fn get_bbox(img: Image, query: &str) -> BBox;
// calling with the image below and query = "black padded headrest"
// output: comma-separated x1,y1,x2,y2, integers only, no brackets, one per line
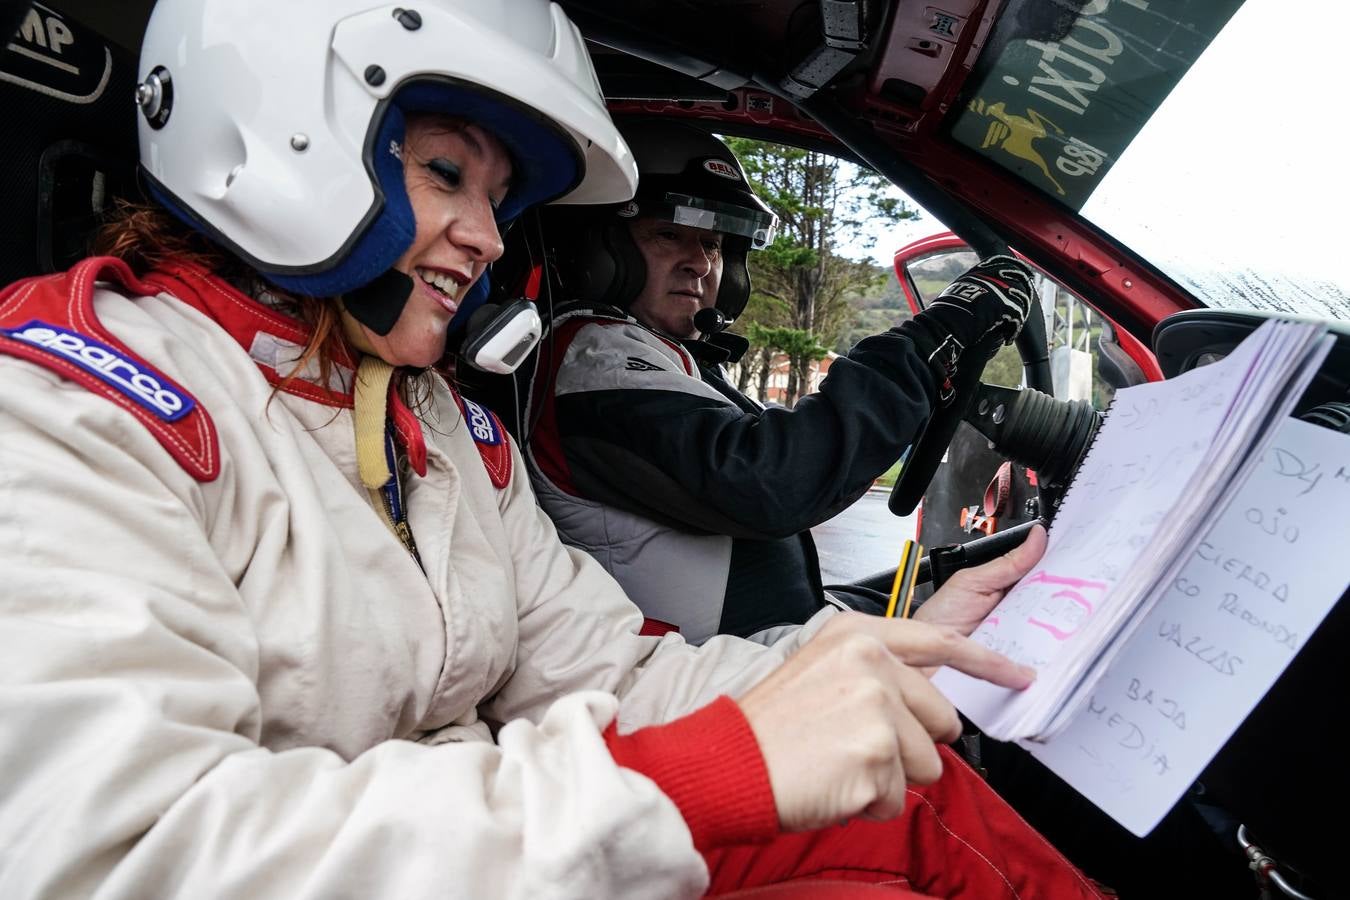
0,1,139,284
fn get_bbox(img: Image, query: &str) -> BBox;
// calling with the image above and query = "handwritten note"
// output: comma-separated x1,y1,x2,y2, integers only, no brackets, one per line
933,320,1333,743
930,320,1347,835
933,326,1264,737
1027,417,1350,836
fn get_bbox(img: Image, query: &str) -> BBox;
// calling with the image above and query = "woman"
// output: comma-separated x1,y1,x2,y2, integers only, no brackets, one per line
0,0,1101,897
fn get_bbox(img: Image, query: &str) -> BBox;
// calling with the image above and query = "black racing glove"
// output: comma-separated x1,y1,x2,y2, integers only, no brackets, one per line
897,254,1035,404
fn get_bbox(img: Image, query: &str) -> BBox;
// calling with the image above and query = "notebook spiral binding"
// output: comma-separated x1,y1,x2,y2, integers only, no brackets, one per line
1043,397,1114,534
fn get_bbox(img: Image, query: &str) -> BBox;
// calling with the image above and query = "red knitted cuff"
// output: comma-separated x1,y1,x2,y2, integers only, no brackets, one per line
604,695,779,851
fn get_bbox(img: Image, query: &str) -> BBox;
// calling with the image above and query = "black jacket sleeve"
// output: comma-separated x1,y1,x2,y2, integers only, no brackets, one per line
549,323,934,540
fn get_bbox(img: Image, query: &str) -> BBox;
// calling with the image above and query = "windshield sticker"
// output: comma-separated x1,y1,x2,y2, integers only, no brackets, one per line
969,99,1072,197
948,0,1244,209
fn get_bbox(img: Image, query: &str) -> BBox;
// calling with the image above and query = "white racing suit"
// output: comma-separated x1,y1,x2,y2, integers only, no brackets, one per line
0,260,829,899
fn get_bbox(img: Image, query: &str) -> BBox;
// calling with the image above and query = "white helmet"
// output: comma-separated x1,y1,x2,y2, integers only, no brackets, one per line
135,0,636,308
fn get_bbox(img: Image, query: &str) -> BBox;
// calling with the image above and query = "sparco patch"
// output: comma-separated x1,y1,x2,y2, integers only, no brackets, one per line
457,396,511,488
462,398,502,446
2,319,193,421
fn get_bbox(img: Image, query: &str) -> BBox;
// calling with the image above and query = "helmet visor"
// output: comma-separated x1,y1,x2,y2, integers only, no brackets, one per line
656,193,778,250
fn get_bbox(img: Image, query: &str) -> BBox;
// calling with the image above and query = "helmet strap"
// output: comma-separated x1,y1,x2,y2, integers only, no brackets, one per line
342,269,414,336
713,237,752,322
354,357,397,490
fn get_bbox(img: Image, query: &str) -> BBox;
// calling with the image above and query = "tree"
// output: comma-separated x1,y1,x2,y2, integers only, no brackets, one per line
736,302,788,400
740,323,830,403
836,267,912,353
724,138,919,406
771,327,831,401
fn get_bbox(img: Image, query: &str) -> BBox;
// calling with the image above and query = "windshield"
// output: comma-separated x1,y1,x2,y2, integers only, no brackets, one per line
947,0,1350,321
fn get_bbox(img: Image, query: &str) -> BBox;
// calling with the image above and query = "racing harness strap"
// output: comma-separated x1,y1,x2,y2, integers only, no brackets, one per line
983,460,1013,518
959,461,1016,537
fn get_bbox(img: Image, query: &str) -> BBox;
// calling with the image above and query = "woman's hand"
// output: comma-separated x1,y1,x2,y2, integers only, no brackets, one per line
913,523,1046,635
737,612,1036,832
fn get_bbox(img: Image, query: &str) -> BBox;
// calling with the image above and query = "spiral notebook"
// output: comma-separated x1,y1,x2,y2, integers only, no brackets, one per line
933,318,1350,835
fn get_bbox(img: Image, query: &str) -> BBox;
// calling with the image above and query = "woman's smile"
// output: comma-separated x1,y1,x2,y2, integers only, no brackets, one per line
342,117,512,367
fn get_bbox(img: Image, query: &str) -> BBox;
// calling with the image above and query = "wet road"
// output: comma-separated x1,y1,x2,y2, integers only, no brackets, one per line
810,489,917,585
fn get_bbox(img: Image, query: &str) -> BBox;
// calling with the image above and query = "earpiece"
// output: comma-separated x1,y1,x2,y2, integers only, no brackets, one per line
460,298,542,374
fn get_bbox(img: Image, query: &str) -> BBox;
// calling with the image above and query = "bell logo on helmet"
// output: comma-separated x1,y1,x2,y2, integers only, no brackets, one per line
702,158,740,180
2,321,194,422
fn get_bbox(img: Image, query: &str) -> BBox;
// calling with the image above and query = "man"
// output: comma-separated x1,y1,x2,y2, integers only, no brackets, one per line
526,120,1036,643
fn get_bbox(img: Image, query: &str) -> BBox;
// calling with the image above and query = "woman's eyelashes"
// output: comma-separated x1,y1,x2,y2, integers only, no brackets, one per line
425,158,504,212
426,158,461,188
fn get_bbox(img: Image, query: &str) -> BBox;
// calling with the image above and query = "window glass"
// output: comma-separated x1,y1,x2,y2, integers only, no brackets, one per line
945,0,1350,320
904,248,1121,407
908,249,978,305
947,0,1242,211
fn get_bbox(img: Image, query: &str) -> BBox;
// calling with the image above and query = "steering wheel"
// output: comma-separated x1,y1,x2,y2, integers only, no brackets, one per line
888,286,1054,516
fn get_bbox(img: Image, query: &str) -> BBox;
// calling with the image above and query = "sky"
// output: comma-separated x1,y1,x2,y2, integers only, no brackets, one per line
835,171,942,269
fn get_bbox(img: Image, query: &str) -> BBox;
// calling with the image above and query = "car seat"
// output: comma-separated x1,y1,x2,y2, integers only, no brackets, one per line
0,0,139,286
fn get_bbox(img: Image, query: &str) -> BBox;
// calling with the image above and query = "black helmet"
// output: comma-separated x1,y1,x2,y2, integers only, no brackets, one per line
547,120,777,325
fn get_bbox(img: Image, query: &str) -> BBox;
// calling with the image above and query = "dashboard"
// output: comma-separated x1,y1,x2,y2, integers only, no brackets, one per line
1153,309,1350,416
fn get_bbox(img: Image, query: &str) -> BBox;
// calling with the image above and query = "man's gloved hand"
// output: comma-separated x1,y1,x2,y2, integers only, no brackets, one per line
930,255,1035,347
897,254,1036,404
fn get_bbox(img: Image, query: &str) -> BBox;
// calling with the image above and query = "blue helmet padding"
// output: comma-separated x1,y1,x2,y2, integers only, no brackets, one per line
269,82,578,301
266,104,415,298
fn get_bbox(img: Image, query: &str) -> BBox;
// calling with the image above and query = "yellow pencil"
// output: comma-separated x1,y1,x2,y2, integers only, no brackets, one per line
885,540,924,618
899,541,923,620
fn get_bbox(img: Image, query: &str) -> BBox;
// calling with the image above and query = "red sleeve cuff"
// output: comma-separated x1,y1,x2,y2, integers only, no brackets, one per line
604,695,779,851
